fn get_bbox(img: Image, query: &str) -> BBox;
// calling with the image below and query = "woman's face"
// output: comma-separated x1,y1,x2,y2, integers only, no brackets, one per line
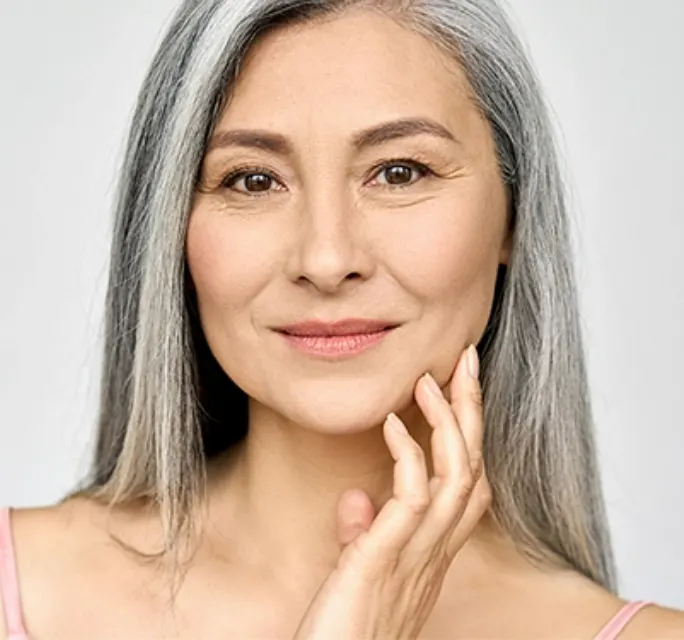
187,9,511,433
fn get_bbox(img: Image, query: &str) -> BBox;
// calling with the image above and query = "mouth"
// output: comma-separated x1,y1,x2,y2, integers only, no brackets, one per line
276,318,398,336
273,318,399,358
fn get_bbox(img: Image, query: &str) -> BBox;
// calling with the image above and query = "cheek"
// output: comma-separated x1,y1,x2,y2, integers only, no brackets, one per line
185,211,274,322
185,208,281,395
387,187,505,309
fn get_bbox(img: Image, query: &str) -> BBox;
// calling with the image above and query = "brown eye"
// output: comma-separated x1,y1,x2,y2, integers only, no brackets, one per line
220,168,284,195
384,165,413,185
231,173,273,192
373,160,433,188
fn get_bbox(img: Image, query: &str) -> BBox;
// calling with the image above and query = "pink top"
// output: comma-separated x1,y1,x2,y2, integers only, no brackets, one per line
0,508,28,640
0,506,653,640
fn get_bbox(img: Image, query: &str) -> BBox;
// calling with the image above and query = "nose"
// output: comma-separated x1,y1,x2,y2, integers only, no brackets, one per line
284,191,375,294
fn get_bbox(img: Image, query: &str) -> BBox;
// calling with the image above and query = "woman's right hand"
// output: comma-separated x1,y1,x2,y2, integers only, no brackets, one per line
292,344,491,640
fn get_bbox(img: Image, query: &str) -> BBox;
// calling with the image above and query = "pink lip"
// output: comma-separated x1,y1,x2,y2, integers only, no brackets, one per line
277,328,394,357
276,318,397,336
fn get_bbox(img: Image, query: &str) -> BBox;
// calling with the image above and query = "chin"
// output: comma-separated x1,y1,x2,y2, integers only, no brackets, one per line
265,376,416,434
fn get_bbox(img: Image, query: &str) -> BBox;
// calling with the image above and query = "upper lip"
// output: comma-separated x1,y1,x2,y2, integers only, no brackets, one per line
275,318,399,337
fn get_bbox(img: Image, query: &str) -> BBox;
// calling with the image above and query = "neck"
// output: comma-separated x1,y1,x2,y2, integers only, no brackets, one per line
203,397,527,602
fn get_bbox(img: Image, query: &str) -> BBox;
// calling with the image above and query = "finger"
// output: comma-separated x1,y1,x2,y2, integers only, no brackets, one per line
417,371,470,489
336,488,375,547
446,468,492,558
406,369,475,551
344,414,431,568
449,344,484,462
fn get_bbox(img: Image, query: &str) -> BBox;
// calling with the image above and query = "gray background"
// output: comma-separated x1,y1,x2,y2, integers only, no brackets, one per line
0,0,682,608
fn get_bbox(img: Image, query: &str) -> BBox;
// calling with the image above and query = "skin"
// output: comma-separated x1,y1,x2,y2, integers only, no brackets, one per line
3,8,684,640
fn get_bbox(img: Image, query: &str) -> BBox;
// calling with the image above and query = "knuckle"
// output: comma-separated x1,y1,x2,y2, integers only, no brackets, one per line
405,495,431,517
474,476,493,510
470,451,484,476
470,451,485,478
347,537,396,577
455,469,477,502
469,386,484,408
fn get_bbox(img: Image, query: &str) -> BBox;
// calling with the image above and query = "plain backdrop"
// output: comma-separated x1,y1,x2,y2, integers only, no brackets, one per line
0,0,682,608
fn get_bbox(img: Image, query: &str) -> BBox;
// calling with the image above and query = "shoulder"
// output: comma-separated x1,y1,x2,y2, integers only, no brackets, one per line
618,603,684,639
1,497,163,638
548,572,684,639
9,498,103,571
493,567,684,639
0,500,99,634
0,503,68,640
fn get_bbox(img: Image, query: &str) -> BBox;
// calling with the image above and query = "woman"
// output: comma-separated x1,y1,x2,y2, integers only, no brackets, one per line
1,0,682,638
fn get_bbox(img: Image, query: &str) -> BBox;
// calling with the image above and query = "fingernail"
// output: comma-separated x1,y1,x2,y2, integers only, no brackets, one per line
466,345,480,380
422,372,442,397
387,412,407,434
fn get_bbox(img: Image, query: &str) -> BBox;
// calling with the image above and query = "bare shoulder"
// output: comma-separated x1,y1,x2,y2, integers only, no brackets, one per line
4,499,107,616
541,572,684,639
619,603,684,639
2,496,165,638
455,563,684,640
0,502,80,638
0,500,91,638
9,497,109,569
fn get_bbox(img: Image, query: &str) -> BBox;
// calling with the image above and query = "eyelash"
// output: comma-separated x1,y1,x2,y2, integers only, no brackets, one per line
219,156,437,197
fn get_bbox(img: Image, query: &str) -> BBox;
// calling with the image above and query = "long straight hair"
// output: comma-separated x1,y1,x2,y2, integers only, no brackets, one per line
65,0,617,594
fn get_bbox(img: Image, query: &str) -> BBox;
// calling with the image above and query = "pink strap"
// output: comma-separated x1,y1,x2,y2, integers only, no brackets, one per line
593,600,653,639
0,507,28,638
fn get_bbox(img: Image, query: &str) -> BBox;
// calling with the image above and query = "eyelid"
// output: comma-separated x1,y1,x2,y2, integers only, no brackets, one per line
219,156,437,196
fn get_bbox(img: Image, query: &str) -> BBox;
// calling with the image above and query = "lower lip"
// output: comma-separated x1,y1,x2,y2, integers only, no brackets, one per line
277,328,394,358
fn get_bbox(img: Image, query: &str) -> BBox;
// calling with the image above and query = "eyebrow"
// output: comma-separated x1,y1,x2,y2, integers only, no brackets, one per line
205,117,460,155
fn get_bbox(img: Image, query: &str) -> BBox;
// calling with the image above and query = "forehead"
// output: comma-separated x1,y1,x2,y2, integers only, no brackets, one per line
218,9,477,136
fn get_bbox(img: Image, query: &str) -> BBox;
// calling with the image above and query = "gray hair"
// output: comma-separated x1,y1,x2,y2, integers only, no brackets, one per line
64,0,617,595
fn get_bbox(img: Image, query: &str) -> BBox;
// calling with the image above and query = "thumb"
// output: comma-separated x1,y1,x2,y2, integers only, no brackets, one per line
336,488,375,547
